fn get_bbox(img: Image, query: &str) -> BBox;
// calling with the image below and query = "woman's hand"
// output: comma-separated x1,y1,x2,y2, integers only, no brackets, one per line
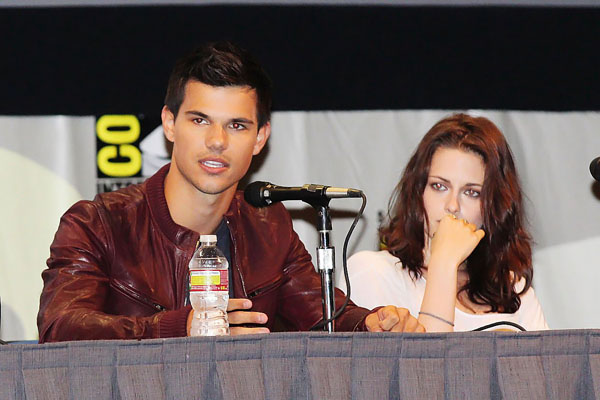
429,214,485,271
418,215,485,332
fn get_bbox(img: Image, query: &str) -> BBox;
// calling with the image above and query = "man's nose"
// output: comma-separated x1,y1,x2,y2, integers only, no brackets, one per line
205,125,228,152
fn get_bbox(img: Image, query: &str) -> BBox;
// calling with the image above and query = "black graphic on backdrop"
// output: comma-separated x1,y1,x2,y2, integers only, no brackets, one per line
96,114,168,193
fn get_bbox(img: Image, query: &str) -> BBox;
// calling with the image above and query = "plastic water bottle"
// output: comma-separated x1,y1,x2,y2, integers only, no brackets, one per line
188,234,230,336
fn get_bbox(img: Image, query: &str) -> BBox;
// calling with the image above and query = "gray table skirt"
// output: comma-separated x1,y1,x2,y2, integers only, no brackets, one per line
1,330,598,399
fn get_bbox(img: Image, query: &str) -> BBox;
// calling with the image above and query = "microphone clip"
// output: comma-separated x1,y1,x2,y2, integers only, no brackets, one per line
301,184,332,209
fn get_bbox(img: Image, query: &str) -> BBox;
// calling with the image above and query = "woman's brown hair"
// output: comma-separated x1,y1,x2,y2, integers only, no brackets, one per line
381,113,532,313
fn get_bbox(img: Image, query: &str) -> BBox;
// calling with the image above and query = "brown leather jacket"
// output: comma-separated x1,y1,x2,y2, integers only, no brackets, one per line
38,165,371,342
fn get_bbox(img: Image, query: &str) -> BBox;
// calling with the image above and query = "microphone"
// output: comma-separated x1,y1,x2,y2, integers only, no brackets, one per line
244,181,363,207
591,157,600,182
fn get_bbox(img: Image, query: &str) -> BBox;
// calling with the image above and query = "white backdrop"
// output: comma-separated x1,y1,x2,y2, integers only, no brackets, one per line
1,110,598,340
0,116,95,341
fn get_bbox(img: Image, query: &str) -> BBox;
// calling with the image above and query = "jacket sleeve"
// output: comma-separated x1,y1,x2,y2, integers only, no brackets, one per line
275,208,373,332
37,201,190,343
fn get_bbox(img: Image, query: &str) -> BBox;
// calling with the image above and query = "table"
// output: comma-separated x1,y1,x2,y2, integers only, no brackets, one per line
1,330,599,399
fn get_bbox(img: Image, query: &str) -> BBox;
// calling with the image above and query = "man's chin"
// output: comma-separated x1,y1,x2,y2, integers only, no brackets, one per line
195,182,237,196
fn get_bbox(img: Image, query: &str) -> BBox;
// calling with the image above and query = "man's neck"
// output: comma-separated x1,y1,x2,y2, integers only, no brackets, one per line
163,169,236,235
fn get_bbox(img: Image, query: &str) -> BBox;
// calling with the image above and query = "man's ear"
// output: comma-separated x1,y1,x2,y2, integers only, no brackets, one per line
161,106,176,143
253,122,271,155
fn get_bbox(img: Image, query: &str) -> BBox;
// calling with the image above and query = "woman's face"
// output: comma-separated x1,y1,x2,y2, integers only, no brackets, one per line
423,147,485,238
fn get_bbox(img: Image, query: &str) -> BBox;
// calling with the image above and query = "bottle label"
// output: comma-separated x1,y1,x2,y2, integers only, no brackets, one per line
189,269,229,292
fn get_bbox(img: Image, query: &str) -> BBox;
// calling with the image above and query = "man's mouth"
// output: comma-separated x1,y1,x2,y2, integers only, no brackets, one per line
199,158,229,173
201,160,226,168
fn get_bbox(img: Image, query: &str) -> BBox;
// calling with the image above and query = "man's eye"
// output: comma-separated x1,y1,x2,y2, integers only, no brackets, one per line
465,189,481,198
193,118,208,125
431,182,447,191
229,122,246,131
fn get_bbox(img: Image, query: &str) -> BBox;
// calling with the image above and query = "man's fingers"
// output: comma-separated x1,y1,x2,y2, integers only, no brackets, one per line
226,299,268,330
377,306,401,331
227,298,252,312
367,307,421,332
230,326,270,335
228,310,268,325
365,312,383,332
186,310,193,336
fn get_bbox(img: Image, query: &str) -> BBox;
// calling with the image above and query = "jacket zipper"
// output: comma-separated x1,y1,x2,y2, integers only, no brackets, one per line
111,279,166,312
247,276,283,299
225,217,248,297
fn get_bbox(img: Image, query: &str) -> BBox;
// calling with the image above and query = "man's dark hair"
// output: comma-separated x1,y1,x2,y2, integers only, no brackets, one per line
164,41,272,128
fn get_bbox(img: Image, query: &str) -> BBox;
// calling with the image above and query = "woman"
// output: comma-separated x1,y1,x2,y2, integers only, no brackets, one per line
341,113,548,332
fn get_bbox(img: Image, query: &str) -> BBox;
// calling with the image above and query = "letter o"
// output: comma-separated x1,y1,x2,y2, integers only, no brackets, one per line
96,115,140,144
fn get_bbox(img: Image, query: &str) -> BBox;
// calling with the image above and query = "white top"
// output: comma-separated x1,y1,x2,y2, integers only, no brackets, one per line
338,250,549,332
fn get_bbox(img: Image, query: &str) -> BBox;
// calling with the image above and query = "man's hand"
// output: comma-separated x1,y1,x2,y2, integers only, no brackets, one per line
186,298,270,336
365,306,425,333
227,298,270,335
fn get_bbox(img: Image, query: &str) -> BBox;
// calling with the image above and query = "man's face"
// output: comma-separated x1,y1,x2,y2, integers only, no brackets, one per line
162,81,269,196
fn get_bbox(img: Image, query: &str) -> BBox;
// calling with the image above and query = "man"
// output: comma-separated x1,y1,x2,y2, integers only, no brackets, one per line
37,42,423,342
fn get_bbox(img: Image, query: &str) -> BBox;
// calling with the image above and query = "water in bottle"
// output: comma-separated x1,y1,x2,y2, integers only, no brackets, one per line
188,234,230,336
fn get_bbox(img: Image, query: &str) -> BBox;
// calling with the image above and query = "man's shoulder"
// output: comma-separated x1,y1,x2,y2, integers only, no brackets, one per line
230,191,291,221
93,182,148,212
65,181,149,223
91,164,168,215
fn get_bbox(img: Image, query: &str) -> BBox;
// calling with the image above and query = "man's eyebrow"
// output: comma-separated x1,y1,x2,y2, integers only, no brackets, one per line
185,110,209,119
231,118,255,125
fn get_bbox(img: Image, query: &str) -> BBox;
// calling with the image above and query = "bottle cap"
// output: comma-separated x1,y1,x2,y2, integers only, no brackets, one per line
200,234,217,244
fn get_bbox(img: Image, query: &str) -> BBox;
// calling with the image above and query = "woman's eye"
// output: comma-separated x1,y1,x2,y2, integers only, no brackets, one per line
465,189,481,198
431,182,447,191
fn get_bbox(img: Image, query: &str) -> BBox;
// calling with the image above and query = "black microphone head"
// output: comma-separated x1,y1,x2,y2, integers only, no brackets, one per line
244,181,270,207
590,157,600,182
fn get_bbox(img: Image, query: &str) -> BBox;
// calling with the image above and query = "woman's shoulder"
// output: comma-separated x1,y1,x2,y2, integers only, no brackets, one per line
348,250,401,270
347,250,414,282
512,276,549,330
513,275,536,296
343,250,419,310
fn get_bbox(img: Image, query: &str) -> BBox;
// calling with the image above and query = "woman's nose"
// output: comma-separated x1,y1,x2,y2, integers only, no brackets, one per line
445,193,460,216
